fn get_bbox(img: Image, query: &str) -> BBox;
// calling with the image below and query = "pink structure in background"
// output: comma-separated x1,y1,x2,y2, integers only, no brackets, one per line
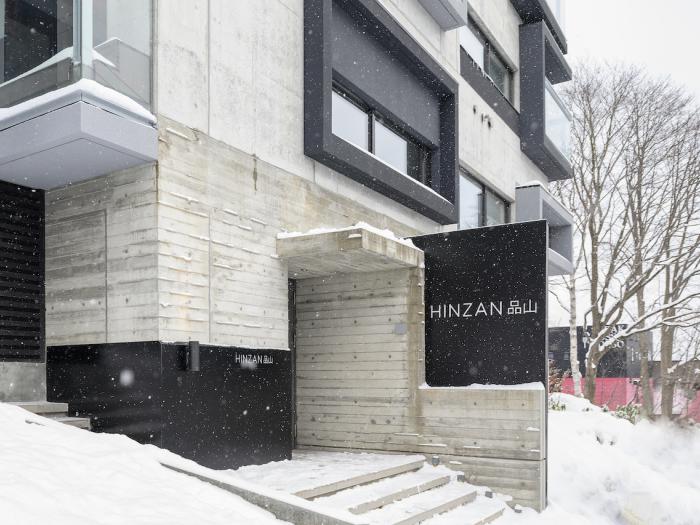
561,377,700,421
561,377,637,410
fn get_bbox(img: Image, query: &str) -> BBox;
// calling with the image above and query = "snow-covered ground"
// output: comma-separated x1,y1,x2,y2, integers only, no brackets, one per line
2,395,699,524
0,403,286,525
508,394,700,525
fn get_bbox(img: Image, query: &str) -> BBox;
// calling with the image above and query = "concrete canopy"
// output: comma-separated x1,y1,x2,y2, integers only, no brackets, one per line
276,226,424,279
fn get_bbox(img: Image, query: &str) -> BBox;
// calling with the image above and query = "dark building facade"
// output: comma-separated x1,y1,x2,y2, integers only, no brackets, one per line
549,326,644,378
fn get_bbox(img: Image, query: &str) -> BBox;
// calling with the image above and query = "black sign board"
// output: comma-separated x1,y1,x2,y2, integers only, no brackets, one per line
412,221,548,386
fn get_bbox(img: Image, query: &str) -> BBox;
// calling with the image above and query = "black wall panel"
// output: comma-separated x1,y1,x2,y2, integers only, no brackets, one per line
48,342,293,469
331,4,441,145
0,180,44,361
413,221,548,387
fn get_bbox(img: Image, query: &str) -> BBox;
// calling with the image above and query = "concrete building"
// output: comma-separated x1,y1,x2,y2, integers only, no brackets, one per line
0,0,572,511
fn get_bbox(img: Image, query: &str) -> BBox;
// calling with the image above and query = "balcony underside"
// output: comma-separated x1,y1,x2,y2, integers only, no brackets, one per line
0,80,157,190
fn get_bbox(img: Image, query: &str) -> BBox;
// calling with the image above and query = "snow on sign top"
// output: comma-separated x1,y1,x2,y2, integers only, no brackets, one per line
419,382,545,390
277,221,418,249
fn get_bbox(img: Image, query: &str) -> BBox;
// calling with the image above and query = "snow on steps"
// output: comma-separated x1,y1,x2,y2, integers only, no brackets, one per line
227,451,508,525
315,467,451,514
9,401,92,430
296,457,426,499
361,481,477,525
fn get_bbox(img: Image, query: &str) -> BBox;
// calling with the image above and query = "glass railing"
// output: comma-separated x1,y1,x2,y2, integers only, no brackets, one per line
544,79,572,161
0,0,152,109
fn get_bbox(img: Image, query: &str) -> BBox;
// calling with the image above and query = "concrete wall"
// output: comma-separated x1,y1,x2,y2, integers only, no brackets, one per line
294,268,547,510
154,0,547,221
156,117,436,347
45,165,159,345
0,362,46,402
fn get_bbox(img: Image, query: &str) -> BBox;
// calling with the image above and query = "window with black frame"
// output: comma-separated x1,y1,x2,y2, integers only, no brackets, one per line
458,172,510,229
459,18,514,103
331,86,432,187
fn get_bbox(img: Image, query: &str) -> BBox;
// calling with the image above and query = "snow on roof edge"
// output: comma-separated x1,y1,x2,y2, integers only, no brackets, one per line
277,221,419,249
0,78,156,129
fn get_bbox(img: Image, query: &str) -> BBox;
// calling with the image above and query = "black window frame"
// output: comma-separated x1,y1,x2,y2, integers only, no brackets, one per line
332,84,432,188
304,0,458,225
464,18,515,104
458,171,511,229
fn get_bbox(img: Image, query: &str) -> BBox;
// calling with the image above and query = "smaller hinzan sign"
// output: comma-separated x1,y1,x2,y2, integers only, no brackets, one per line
412,221,548,386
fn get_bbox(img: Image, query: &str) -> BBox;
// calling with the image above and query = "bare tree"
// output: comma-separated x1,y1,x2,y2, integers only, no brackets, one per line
556,63,700,404
655,110,700,418
622,77,696,417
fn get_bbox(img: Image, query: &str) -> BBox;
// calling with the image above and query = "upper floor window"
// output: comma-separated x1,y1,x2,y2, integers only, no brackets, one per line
459,19,514,103
331,86,432,186
459,172,510,229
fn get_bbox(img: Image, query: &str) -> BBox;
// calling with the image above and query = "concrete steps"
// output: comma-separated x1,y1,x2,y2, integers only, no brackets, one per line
293,454,508,525
316,468,451,514
294,457,425,499
362,481,477,525
166,451,510,525
10,401,92,430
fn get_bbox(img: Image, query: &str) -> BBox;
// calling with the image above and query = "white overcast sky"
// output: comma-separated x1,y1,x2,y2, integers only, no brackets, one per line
566,0,700,100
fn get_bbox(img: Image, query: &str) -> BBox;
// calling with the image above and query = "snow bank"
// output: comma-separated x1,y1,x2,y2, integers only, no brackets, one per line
505,394,700,525
0,403,285,525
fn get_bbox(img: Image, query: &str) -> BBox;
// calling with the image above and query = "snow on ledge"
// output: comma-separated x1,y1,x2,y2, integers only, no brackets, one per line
277,221,418,249
419,382,545,391
0,78,156,128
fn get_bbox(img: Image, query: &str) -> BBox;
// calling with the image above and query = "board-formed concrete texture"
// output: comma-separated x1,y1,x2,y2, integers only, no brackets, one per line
27,0,572,513
290,257,546,510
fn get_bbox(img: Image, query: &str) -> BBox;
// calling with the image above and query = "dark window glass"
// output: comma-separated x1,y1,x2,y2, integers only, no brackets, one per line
459,172,510,229
487,52,511,100
2,0,73,83
408,141,431,185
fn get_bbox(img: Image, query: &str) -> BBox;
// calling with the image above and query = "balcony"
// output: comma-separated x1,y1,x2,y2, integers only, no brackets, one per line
544,79,572,162
0,0,156,190
519,20,572,181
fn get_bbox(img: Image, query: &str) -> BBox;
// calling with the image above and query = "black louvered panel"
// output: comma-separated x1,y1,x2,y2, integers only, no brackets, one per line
0,180,44,361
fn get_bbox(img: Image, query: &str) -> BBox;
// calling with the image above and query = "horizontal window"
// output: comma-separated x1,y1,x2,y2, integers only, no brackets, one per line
459,173,510,229
374,118,408,175
331,90,369,150
459,18,514,103
331,86,431,186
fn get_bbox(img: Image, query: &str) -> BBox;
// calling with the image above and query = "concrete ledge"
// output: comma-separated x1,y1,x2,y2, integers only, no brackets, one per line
0,80,157,190
277,225,423,279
